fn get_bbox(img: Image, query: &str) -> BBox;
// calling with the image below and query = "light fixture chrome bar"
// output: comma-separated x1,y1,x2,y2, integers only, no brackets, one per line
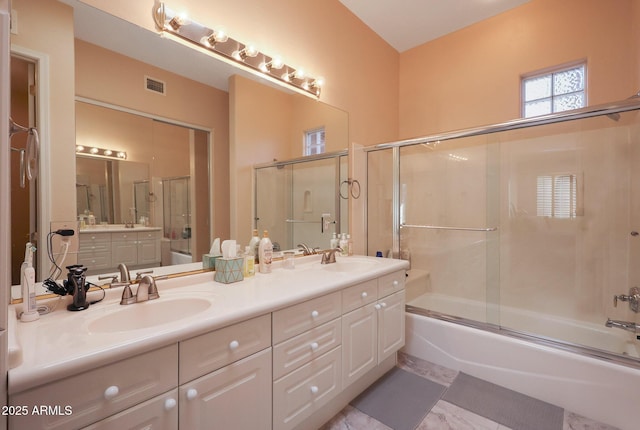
401,223,498,232
153,3,323,99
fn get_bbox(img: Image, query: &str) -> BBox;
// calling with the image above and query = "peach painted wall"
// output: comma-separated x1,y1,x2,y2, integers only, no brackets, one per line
75,39,230,241
399,0,640,139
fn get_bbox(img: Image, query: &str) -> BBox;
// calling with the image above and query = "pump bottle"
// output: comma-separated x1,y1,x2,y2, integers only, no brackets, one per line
258,230,273,274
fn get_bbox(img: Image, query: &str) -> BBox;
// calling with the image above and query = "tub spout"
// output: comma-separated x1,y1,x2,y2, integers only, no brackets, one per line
605,318,639,333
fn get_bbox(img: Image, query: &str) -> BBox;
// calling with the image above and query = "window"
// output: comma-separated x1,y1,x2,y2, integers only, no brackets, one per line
522,63,585,118
304,127,325,156
536,174,577,219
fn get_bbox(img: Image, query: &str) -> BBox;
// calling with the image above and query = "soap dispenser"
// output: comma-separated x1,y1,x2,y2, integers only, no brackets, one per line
339,233,348,256
249,229,261,263
258,230,273,274
330,232,338,249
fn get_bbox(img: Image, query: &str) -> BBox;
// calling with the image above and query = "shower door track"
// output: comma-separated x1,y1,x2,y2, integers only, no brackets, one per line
406,305,640,370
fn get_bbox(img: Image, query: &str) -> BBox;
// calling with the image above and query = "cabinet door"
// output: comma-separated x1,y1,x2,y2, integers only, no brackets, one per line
179,348,271,430
377,290,405,363
341,303,377,389
137,239,160,266
111,238,137,266
82,389,178,430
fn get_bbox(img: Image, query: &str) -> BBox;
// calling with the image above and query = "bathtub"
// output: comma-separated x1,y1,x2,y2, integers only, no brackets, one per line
170,251,193,265
404,298,640,430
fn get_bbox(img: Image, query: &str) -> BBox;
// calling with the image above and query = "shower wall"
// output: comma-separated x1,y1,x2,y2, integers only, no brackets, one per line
368,110,640,357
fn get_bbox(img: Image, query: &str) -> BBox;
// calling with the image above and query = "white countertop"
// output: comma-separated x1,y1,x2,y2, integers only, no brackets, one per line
79,225,162,233
8,255,409,394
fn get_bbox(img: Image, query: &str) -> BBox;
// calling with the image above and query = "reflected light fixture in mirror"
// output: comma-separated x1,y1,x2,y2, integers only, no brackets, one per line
152,2,324,98
76,144,127,160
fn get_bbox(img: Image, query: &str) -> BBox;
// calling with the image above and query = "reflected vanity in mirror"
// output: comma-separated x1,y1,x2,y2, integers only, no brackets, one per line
11,1,349,301
74,100,211,277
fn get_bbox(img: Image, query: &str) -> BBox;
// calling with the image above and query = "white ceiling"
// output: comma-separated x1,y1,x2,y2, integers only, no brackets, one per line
339,0,530,52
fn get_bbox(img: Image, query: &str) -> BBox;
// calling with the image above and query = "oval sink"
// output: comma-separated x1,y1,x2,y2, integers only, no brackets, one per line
88,297,212,333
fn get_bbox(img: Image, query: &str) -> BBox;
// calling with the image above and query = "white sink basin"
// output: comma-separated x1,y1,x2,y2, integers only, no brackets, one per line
88,297,212,333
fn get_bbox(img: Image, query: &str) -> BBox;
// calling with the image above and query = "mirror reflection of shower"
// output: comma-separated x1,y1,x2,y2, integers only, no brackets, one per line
254,151,349,252
161,176,192,264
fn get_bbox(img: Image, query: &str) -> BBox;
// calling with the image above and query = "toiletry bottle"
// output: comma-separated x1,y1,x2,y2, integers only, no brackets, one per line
339,233,348,256
347,234,353,256
330,232,338,249
258,230,273,274
249,229,261,263
244,246,255,277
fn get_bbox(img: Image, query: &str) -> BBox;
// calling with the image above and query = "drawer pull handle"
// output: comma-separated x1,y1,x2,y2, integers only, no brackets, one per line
375,304,382,310
186,388,198,401
310,342,319,351
164,398,177,411
381,302,387,308
361,292,368,299
311,310,319,318
104,385,119,400
229,340,240,350
310,385,319,394
393,280,399,286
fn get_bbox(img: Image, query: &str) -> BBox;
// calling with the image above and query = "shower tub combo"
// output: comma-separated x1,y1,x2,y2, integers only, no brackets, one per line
366,98,640,430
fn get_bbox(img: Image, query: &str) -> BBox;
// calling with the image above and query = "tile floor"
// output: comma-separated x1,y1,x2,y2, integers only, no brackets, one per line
320,352,620,430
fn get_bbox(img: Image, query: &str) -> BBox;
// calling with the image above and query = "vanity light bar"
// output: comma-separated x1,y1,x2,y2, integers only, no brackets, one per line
76,145,127,160
152,3,323,99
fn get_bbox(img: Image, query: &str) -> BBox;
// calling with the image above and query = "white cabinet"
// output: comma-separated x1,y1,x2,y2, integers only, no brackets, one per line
78,232,112,271
82,389,179,430
9,345,178,430
179,348,272,430
342,271,406,390
112,231,161,268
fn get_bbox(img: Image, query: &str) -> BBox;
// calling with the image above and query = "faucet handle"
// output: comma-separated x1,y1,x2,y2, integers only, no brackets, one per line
98,274,119,284
135,269,154,280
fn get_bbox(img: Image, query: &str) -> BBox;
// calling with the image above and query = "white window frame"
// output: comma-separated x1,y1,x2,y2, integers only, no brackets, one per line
303,127,325,156
522,62,586,118
536,173,580,219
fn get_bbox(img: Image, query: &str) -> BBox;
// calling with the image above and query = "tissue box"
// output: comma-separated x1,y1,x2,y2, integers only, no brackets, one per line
214,257,244,284
202,254,221,271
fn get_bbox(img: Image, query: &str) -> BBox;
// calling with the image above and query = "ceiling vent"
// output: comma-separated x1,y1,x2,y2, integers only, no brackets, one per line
145,76,166,95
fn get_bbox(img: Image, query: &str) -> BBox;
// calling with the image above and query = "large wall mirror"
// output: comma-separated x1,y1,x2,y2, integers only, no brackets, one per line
10,1,349,300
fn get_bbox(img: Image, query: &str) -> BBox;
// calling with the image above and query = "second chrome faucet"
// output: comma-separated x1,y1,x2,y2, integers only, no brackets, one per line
120,275,159,305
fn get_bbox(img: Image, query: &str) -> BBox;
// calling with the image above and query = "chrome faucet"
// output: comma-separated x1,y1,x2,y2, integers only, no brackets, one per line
120,274,160,305
605,318,640,334
118,263,131,283
321,248,342,264
297,243,316,256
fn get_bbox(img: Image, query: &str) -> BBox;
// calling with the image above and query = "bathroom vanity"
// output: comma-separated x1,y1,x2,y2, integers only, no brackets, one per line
7,255,408,430
78,225,162,274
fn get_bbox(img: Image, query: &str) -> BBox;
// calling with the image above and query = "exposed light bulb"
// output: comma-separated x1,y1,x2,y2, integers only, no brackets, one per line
103,149,113,156
90,147,99,154
76,145,85,152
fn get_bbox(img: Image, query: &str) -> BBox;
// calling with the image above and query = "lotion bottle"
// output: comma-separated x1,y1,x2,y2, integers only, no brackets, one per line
244,246,255,277
347,234,353,256
339,233,348,256
258,230,273,274
330,232,338,249
249,229,261,263
20,243,39,322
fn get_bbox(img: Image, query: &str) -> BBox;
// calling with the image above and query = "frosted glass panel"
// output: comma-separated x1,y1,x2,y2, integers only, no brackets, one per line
524,99,551,117
553,93,585,112
553,67,584,95
524,75,551,101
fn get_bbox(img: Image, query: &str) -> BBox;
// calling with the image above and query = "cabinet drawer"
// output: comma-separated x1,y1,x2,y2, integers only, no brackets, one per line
179,314,271,384
273,318,341,380
82,388,178,430
342,279,377,313
378,270,406,298
78,251,111,271
273,346,342,430
79,233,111,251
9,344,178,430
138,230,161,241
273,291,341,344
111,232,137,242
